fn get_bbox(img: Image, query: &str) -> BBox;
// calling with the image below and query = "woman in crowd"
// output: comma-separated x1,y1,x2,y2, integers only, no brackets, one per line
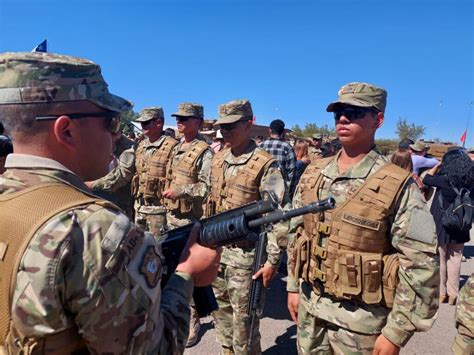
293,140,311,188
423,148,474,305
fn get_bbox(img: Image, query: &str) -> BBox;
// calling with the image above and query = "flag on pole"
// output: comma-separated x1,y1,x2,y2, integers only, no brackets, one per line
252,115,256,123
460,129,467,146
31,39,47,53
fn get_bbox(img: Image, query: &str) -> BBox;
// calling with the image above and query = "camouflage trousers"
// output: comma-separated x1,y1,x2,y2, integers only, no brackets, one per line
212,263,261,355
134,204,167,240
452,324,474,355
297,290,379,355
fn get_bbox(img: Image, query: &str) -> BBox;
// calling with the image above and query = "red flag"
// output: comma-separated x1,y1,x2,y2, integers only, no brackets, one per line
252,115,256,123
460,129,467,145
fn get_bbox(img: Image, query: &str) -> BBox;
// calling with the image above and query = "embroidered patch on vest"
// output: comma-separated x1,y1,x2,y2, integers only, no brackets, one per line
139,246,162,287
342,212,381,231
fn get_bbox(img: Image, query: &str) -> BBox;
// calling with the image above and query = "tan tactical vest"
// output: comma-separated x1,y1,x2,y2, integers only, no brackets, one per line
294,159,410,307
164,140,209,214
207,148,275,216
0,183,116,354
132,136,177,202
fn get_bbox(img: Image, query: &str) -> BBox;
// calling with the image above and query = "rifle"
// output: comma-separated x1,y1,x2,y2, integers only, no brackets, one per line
160,197,336,317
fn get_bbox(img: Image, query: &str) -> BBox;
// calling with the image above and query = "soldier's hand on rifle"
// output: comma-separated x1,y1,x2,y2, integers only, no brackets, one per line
287,292,299,324
176,223,222,287
252,262,277,287
163,188,178,201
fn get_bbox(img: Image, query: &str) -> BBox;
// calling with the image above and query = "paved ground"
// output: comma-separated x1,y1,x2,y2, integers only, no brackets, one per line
185,231,474,355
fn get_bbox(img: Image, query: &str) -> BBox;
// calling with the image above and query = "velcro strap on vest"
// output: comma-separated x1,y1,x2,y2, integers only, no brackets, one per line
316,221,331,235
345,253,357,287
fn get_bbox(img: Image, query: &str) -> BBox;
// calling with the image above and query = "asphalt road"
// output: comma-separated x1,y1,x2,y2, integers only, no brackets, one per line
185,230,474,355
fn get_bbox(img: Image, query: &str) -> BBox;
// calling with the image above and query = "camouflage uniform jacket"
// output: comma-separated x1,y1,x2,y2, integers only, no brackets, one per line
454,273,474,340
211,142,287,270
287,149,439,347
1,154,194,354
165,134,213,228
92,135,135,216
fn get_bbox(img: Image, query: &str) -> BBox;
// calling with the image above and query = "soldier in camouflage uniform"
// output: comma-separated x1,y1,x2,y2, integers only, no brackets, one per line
89,106,178,238
308,133,323,160
163,102,214,348
287,82,439,354
89,132,135,218
452,273,474,354
0,52,220,354
207,99,287,355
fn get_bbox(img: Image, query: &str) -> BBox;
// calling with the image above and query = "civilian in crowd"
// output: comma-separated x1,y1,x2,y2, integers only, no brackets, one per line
410,141,439,175
390,149,428,197
423,148,474,305
293,140,310,189
254,135,264,145
398,138,414,149
260,119,296,196
211,130,225,153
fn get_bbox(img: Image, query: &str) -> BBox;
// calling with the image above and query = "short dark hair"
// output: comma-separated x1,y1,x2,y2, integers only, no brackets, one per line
0,136,13,157
269,119,285,136
398,138,414,149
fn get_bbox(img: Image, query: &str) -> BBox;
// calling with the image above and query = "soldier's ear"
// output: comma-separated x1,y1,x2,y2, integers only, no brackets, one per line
53,116,77,149
374,112,384,129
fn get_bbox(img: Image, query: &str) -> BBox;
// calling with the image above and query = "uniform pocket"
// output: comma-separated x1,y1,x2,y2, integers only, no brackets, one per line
338,251,362,297
361,253,383,304
382,253,399,308
294,227,312,281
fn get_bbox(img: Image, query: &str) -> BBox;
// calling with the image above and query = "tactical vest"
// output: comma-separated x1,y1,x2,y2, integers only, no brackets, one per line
164,140,209,214
0,182,116,354
207,148,276,215
294,159,410,307
132,136,177,203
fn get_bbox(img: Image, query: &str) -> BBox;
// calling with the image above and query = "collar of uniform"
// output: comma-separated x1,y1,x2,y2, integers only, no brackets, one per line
177,134,207,150
322,149,380,179
223,140,258,165
144,134,168,148
4,153,88,191
5,153,76,174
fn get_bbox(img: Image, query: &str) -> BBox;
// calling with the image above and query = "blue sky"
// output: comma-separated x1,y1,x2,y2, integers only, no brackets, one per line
1,0,472,146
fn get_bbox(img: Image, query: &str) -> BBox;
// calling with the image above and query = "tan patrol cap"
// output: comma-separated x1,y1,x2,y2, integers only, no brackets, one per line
135,107,164,122
215,99,253,126
409,141,428,152
171,102,204,119
326,82,387,113
0,52,132,113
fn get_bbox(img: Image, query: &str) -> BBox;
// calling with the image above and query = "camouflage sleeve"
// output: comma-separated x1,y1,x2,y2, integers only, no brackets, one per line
453,274,474,353
259,162,287,267
91,147,135,191
61,206,193,353
286,183,305,292
175,148,213,199
381,182,440,347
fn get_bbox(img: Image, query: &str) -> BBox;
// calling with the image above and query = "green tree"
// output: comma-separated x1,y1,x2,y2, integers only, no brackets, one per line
290,122,335,138
396,117,425,141
120,110,139,135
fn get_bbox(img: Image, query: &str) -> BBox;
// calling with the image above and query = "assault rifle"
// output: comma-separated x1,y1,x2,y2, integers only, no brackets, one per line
160,197,336,317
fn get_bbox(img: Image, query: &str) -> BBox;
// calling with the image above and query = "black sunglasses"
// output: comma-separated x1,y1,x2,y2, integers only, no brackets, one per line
35,112,121,134
140,118,161,127
219,119,249,131
175,116,200,122
333,107,378,121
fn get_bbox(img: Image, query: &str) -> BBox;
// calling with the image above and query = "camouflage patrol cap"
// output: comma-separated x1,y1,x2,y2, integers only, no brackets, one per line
313,133,323,140
409,141,428,152
135,107,164,122
326,82,387,113
215,99,253,125
171,102,204,119
0,52,132,113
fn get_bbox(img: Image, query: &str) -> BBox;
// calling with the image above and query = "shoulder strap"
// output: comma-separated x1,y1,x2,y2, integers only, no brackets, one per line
0,183,112,345
181,140,210,168
243,149,276,182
